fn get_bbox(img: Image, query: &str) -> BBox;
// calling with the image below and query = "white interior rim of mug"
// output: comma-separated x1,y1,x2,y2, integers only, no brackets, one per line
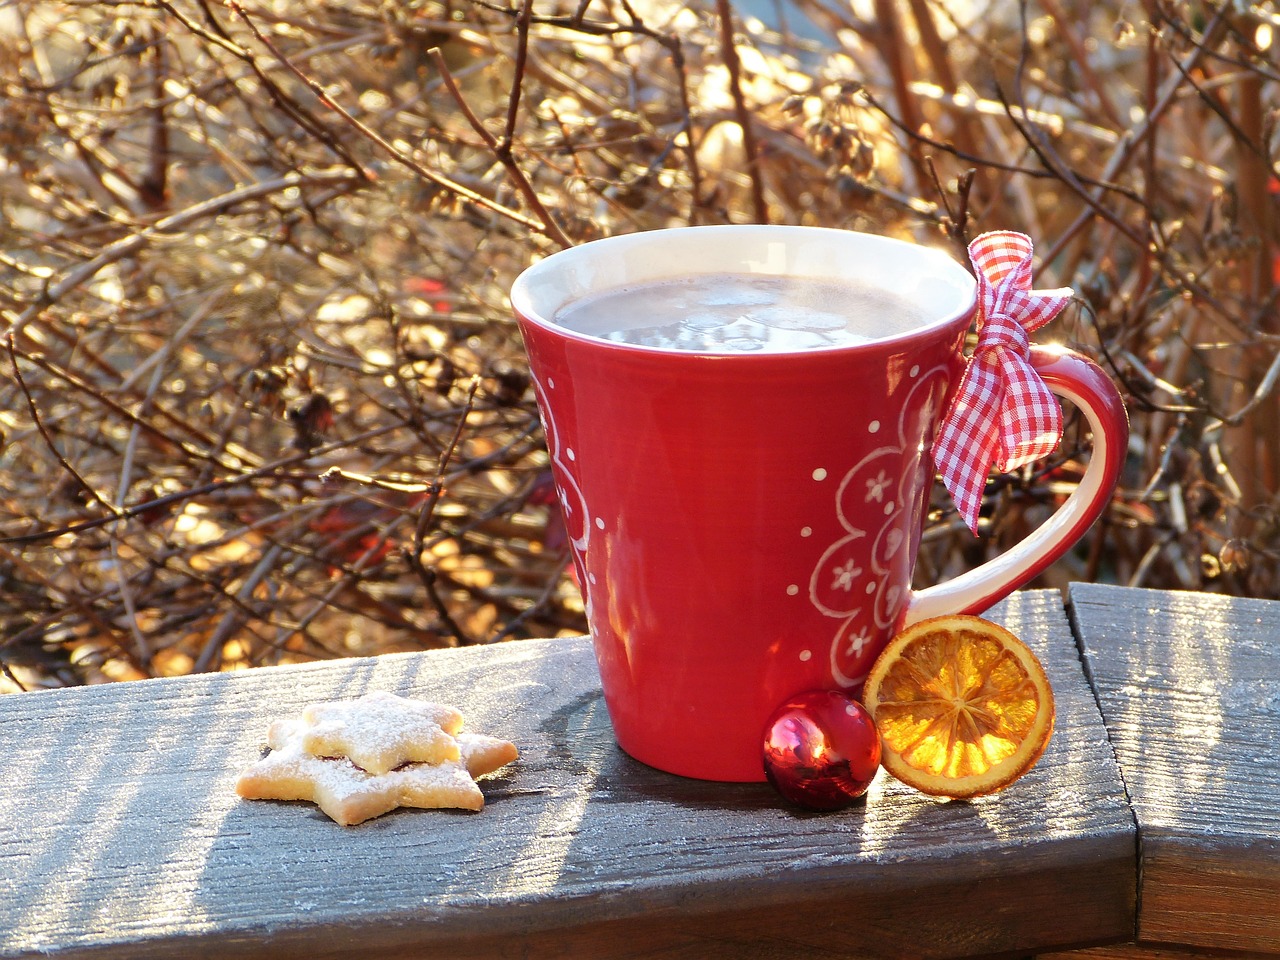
510,225,978,354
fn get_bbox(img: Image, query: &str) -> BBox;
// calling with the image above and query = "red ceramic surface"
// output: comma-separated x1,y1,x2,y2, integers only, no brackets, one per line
511,226,1127,781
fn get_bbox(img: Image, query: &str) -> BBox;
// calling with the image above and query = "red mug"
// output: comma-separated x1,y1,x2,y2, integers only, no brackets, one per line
511,226,1127,781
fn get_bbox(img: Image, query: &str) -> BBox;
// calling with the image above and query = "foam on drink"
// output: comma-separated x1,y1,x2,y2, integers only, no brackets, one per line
553,273,931,353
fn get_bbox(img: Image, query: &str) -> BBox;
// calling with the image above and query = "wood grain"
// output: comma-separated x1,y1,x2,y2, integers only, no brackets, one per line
1036,947,1236,960
0,590,1134,959
1069,583,1280,958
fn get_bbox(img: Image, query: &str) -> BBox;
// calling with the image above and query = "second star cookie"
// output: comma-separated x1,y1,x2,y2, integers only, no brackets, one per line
300,690,464,774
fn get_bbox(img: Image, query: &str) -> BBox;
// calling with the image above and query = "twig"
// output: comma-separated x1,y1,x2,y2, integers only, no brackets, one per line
415,376,481,550
166,0,374,178
427,47,572,248
2,170,359,339
1207,345,1280,429
0,423,404,545
0,657,26,691
403,552,475,646
870,0,929,195
673,62,707,219
994,81,1147,251
1035,0,1123,128
858,88,1137,196
501,0,534,149
7,335,120,520
110,538,152,668
9,339,256,473
192,543,284,672
472,0,705,222
902,0,982,165
397,376,482,644
925,157,973,252
1037,5,1231,269
714,0,769,223
139,22,171,211
488,551,572,643
225,0,558,241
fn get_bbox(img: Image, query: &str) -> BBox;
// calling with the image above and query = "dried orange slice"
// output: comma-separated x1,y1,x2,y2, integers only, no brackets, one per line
862,615,1054,798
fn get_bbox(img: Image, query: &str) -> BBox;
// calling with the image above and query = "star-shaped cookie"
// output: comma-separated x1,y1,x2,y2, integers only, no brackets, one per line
235,716,518,826
299,690,464,774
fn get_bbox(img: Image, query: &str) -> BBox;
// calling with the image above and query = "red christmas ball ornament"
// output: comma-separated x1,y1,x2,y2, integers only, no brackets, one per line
763,690,882,811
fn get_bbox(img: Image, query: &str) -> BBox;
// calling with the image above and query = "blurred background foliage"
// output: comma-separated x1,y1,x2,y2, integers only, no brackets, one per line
1,0,1277,690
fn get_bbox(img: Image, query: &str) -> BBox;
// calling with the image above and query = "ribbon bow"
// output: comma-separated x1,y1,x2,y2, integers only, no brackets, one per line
934,231,1073,535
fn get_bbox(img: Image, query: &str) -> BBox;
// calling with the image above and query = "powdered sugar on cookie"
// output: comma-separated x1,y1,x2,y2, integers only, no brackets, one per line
235,694,517,825
301,691,464,774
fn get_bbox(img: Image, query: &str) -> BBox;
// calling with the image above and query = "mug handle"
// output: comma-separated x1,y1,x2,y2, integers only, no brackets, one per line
904,344,1129,625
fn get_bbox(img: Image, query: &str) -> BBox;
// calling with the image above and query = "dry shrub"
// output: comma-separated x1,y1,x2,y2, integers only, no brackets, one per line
1,0,1277,690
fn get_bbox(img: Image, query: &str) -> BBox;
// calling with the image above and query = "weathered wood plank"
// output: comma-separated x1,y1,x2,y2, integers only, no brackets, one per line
0,590,1134,960
1069,583,1280,958
1036,947,1231,960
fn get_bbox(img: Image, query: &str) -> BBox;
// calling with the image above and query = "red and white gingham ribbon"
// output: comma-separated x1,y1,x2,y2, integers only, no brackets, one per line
935,231,1073,535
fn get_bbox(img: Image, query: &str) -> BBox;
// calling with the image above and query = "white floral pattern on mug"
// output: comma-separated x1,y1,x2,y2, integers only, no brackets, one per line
809,363,949,686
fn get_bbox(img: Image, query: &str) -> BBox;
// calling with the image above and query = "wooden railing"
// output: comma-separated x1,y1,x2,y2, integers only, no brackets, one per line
1,583,1275,959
